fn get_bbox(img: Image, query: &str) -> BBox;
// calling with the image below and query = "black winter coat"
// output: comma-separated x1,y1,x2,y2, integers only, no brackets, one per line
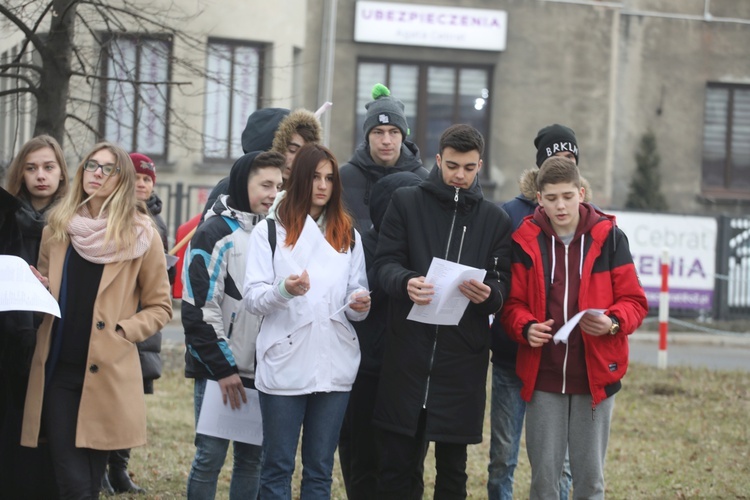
372,165,512,444
138,192,171,390
340,140,427,232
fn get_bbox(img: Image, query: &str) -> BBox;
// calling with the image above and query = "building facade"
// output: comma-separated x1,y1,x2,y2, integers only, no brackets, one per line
304,0,750,215
2,0,749,235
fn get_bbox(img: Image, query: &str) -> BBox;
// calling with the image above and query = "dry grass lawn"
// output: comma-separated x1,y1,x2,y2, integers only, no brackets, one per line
119,344,750,499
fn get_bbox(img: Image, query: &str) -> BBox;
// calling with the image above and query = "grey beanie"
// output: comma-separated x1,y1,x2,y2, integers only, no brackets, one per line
363,83,409,139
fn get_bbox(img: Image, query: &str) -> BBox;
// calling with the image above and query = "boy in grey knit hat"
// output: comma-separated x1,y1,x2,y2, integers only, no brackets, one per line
340,84,427,232
363,83,410,140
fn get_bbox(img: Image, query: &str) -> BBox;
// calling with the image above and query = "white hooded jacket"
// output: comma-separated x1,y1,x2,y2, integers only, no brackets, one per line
243,214,368,395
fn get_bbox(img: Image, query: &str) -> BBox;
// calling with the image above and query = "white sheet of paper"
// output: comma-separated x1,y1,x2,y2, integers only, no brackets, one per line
196,380,263,445
407,257,487,326
328,290,371,319
166,254,179,270
552,308,607,344
0,255,61,317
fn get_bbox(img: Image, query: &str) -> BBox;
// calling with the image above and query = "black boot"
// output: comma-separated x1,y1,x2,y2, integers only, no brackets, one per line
108,448,146,494
101,471,115,496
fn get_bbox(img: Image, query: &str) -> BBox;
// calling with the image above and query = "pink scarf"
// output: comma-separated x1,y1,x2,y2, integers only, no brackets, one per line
68,205,153,264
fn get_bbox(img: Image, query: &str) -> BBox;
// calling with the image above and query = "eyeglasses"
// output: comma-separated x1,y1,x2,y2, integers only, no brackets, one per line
83,159,120,176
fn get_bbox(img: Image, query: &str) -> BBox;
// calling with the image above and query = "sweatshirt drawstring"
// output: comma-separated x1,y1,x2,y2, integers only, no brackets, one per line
550,235,556,284
579,234,585,278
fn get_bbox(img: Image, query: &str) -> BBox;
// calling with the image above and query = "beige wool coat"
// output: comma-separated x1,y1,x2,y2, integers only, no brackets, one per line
21,226,172,450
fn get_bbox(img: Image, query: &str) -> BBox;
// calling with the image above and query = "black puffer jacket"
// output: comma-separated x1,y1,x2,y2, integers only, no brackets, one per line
340,140,426,232
0,188,31,410
355,172,423,376
373,165,512,444
1,193,50,407
138,192,171,391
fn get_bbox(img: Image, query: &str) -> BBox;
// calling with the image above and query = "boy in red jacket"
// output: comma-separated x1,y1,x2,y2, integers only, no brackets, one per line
501,156,648,499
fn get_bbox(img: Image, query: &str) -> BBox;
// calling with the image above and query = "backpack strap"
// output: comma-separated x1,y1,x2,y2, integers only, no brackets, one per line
267,219,277,258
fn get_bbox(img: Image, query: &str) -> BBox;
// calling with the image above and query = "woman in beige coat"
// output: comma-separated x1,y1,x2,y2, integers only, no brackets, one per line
21,142,172,499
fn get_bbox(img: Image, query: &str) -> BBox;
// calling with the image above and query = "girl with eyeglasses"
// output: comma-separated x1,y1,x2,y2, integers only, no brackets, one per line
243,144,370,499
1,135,68,498
20,142,172,498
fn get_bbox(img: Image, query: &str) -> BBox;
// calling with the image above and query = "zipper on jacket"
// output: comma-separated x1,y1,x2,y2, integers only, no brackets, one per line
423,186,461,409
227,311,236,339
457,226,467,262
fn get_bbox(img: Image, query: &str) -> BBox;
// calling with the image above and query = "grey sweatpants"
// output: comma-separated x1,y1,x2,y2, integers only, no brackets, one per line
525,391,614,500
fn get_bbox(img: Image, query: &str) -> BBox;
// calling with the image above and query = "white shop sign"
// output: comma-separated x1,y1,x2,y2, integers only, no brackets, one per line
354,1,508,52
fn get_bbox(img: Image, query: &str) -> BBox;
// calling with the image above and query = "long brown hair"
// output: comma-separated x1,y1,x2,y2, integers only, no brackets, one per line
277,143,353,251
4,135,69,203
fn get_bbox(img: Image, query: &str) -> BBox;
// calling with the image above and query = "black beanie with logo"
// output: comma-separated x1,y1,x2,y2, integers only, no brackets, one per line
534,124,579,167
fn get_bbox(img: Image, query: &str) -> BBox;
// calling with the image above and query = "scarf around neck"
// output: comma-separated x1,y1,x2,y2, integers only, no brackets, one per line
67,204,153,264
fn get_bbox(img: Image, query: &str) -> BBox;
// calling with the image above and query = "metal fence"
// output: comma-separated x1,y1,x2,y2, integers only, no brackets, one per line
715,215,750,320
154,182,214,248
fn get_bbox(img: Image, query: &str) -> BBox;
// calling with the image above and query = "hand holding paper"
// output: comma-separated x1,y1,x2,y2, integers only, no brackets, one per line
407,276,434,305
527,319,554,348
406,257,486,326
552,309,606,344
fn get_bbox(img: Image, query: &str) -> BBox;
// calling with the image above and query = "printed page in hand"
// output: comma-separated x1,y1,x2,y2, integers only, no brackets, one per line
407,257,486,326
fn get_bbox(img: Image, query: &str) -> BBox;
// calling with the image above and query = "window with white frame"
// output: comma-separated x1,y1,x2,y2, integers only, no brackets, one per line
203,40,263,161
356,60,492,176
702,83,750,198
101,35,171,158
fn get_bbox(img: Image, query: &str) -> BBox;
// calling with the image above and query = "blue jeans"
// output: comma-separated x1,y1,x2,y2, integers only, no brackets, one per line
488,364,573,500
258,391,349,500
187,378,262,500
488,363,526,500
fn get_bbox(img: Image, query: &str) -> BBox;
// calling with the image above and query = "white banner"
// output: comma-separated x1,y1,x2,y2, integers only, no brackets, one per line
610,211,717,309
354,1,507,52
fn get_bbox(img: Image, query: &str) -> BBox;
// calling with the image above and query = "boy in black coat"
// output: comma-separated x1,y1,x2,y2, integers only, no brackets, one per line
373,124,512,499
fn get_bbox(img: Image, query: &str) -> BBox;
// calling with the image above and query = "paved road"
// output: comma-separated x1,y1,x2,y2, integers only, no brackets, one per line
163,315,750,373
628,333,750,372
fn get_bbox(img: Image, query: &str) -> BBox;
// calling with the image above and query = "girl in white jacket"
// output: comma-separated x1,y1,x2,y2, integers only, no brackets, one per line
244,144,370,499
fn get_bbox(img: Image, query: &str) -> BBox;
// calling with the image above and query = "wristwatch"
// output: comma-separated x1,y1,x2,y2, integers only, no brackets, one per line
608,315,620,335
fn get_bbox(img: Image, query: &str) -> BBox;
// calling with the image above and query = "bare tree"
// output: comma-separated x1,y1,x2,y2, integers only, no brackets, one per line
0,0,253,158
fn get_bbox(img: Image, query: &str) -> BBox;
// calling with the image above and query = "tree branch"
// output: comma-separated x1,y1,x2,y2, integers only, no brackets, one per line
0,87,37,98
0,2,53,66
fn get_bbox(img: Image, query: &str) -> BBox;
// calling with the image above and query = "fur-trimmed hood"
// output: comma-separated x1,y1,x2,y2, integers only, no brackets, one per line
518,168,593,203
272,109,322,153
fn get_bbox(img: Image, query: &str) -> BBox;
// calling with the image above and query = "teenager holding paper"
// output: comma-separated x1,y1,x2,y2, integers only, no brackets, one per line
182,150,285,499
372,124,512,499
501,156,647,499
243,143,370,499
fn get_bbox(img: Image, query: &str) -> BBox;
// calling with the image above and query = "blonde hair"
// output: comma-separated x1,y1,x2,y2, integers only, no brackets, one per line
46,142,150,250
4,134,69,203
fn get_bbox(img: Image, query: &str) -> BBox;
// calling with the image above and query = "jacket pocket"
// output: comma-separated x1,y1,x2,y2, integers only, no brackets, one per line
330,319,360,387
259,328,310,391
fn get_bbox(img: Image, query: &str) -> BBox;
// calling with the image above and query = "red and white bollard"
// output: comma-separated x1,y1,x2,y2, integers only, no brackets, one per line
658,248,669,369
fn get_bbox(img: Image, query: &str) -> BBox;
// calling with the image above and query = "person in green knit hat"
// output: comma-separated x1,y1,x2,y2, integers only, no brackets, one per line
339,83,428,232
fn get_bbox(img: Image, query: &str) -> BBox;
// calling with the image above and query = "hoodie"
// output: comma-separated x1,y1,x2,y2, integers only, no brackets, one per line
491,168,594,366
532,203,601,395
501,202,648,406
201,108,290,220
339,140,427,231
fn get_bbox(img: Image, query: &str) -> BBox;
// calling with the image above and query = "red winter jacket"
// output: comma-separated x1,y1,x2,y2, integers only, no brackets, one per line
500,204,648,407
